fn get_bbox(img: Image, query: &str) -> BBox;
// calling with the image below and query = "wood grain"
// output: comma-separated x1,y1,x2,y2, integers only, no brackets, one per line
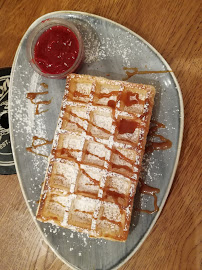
0,0,201,269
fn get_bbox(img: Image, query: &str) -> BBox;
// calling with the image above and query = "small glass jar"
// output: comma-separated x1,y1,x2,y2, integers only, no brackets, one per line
27,18,84,79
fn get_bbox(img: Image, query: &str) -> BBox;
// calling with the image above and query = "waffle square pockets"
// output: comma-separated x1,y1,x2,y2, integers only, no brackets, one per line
36,74,156,241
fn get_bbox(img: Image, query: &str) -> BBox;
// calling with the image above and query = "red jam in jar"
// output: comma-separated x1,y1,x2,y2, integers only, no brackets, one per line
34,25,80,75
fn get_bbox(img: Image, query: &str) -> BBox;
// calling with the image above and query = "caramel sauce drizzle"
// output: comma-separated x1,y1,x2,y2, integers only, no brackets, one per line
96,91,120,99
112,148,135,165
100,216,122,226
135,120,172,214
107,100,116,108
123,67,172,81
85,150,107,162
111,163,134,173
102,189,126,207
57,91,147,181
49,199,66,208
55,148,101,188
80,169,99,185
26,91,52,115
146,120,172,153
118,119,140,134
63,111,137,176
54,173,67,181
67,107,139,147
26,136,53,158
135,179,160,214
106,90,143,109
40,83,48,89
67,111,111,135
65,112,136,165
55,130,135,178
40,84,172,218
97,152,132,174
74,209,94,215
55,148,77,162
121,91,144,106
73,91,89,98
85,149,133,176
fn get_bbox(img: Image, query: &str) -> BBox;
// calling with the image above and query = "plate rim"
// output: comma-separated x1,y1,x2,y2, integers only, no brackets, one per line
8,10,184,270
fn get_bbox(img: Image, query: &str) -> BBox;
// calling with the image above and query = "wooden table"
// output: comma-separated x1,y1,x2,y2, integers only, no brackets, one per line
0,0,201,269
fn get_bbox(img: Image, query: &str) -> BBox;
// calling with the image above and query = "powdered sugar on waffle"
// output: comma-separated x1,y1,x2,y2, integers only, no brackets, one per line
36,74,155,241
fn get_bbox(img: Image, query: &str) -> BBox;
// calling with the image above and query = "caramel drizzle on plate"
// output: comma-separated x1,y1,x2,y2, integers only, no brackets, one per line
135,178,160,214
123,67,172,81
26,136,53,158
26,91,52,115
134,121,172,214
146,120,172,153
40,83,48,89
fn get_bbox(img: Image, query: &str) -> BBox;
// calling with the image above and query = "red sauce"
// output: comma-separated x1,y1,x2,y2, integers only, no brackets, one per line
34,25,79,74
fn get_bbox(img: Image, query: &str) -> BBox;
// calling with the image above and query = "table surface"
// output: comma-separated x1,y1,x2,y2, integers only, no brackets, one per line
0,0,201,270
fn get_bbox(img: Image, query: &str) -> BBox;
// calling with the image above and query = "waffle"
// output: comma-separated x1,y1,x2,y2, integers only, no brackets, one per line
36,74,156,241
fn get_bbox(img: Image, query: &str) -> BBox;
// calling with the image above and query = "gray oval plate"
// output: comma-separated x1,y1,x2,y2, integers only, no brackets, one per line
9,11,183,270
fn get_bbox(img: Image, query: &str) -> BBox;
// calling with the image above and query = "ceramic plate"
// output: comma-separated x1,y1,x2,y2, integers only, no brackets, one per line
9,11,183,270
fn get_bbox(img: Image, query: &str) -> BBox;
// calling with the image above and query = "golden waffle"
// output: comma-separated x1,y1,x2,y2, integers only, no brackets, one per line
36,74,156,241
